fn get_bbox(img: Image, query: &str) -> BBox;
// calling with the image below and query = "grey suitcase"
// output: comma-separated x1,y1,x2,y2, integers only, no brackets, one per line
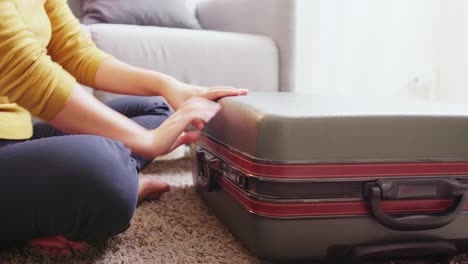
190,92,468,262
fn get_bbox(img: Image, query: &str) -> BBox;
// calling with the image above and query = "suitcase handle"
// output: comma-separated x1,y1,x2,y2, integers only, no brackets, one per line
367,178,468,231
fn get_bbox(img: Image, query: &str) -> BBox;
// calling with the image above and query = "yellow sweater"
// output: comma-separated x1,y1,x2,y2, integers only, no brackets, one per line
0,0,109,139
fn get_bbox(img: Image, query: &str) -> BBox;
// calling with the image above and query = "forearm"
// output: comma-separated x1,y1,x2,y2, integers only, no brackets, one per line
94,57,178,98
48,86,151,157
47,86,221,160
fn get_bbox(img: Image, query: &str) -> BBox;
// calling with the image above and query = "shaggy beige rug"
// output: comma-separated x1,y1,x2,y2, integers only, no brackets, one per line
0,158,466,264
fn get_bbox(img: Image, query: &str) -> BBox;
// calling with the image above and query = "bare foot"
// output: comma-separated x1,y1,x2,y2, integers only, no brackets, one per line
27,235,87,256
138,175,171,204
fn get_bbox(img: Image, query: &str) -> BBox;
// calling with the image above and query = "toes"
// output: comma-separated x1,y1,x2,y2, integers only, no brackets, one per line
44,247,60,256
51,248,61,256
160,184,171,197
138,177,172,203
59,248,72,256
42,247,52,255
27,236,87,256
69,241,87,250
34,245,73,256
27,237,65,248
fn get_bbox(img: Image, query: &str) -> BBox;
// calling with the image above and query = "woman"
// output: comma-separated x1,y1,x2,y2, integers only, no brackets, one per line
0,0,247,255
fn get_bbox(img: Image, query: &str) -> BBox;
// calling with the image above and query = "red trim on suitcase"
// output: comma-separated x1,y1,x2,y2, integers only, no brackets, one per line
199,136,468,179
217,176,467,217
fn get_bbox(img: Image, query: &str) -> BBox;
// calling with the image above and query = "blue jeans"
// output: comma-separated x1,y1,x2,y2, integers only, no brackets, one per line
0,96,171,247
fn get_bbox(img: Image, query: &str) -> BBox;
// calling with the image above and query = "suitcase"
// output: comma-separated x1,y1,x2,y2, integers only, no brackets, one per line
190,92,468,262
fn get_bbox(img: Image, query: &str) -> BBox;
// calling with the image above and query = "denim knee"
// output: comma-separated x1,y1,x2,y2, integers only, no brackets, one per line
0,135,140,245
63,136,139,241
105,96,173,118
142,96,173,117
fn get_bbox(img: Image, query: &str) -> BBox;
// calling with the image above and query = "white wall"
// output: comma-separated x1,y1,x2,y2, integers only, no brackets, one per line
438,0,468,104
296,0,453,102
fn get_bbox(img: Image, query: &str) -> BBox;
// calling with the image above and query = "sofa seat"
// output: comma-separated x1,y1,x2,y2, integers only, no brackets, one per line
87,24,279,102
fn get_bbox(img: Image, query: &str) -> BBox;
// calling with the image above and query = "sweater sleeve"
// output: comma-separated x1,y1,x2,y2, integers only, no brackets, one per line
45,0,110,88
0,1,76,121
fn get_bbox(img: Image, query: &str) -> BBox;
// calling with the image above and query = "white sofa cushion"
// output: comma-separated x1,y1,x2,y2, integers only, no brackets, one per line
88,24,278,102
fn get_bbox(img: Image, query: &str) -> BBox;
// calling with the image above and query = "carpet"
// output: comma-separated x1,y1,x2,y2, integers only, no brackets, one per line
0,158,467,264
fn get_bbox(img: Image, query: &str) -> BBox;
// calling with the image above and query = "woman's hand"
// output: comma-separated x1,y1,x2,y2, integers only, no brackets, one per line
95,58,248,111
141,97,221,158
164,81,248,111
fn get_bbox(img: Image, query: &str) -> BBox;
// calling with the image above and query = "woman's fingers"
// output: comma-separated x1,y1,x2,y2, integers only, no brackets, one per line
191,119,205,131
202,87,248,100
151,97,220,157
172,98,220,131
161,110,214,145
167,131,202,153
186,87,245,130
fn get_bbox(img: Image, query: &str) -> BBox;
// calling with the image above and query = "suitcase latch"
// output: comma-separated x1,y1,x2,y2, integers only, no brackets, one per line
196,150,220,192
222,163,247,189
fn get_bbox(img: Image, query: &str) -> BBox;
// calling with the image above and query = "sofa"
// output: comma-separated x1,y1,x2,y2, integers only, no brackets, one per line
67,0,297,101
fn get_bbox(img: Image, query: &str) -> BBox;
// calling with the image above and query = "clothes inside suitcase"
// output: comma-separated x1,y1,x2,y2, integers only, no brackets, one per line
190,93,468,262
